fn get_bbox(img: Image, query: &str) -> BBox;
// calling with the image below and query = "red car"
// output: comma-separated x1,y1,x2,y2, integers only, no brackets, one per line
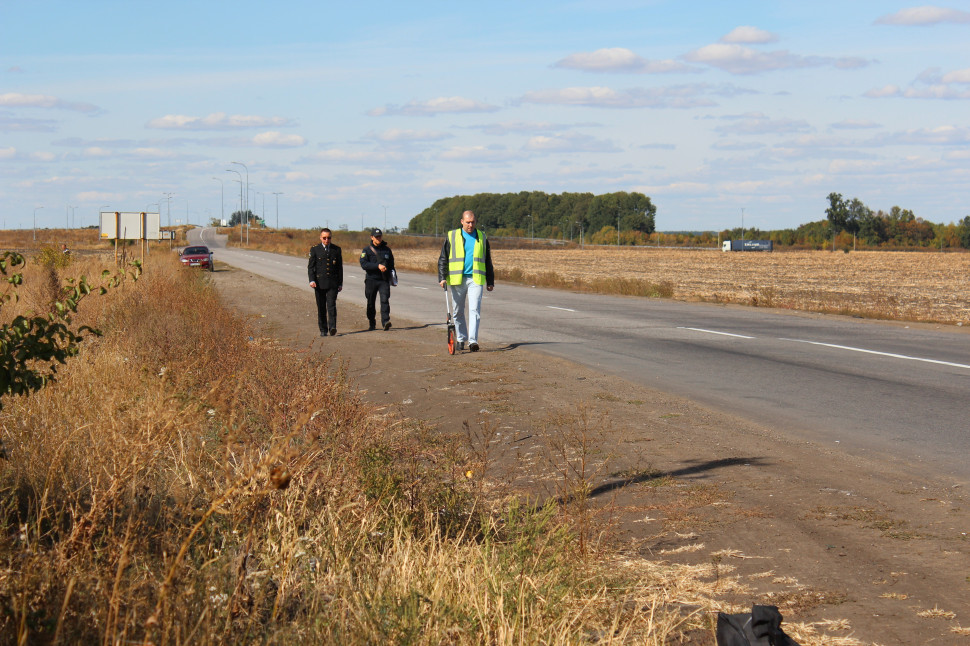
179,245,214,271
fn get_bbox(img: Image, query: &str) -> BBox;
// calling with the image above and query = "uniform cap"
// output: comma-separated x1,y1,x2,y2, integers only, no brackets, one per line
371,228,383,237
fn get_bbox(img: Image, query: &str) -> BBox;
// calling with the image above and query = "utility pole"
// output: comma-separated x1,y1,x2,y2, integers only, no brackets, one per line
273,192,283,229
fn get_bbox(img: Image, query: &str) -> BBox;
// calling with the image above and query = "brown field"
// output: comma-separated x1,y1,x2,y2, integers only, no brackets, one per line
392,246,970,325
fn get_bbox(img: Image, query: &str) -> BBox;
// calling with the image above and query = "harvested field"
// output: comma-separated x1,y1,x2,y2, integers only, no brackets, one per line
393,247,970,325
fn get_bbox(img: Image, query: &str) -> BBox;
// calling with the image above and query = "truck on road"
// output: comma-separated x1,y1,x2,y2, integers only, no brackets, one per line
722,239,773,252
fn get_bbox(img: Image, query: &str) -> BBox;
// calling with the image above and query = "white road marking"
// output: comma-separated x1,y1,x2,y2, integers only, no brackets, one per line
781,338,970,371
547,306,576,312
411,286,430,290
680,327,755,339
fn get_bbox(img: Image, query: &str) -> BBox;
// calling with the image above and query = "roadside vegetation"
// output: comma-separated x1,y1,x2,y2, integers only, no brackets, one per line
1,251,753,645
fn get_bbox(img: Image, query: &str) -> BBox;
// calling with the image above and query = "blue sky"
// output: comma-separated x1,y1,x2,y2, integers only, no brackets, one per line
2,1,969,232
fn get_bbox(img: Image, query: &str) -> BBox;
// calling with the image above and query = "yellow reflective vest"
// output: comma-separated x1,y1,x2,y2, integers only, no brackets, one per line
446,228,488,286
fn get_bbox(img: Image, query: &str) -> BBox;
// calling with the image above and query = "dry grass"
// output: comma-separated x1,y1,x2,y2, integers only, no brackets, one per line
0,252,756,645
392,246,970,325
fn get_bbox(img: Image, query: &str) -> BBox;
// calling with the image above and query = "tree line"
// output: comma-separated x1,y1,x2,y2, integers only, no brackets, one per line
730,194,969,250
407,191,656,243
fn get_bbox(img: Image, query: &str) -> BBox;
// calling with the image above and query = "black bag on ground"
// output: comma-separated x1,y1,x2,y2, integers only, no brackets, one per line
716,604,800,646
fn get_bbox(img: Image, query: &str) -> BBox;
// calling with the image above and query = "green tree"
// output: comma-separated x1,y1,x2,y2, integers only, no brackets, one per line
228,209,256,227
825,192,849,233
959,216,970,249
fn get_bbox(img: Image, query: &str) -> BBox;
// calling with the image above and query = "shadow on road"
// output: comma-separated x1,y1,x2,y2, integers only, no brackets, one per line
553,456,769,507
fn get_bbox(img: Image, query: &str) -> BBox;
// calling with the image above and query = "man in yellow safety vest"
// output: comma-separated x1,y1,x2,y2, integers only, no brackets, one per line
437,210,495,352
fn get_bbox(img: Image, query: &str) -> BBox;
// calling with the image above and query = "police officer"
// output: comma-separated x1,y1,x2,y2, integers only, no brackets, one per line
359,228,395,331
307,228,343,336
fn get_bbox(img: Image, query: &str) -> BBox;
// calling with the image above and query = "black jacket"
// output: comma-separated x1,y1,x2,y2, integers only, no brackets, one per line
359,241,395,282
307,243,343,289
437,229,494,286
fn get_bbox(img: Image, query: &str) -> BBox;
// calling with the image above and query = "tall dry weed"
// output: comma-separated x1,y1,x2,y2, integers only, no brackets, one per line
0,253,762,645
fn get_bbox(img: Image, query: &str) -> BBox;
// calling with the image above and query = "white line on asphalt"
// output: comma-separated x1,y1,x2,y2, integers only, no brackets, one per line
781,338,970,370
412,286,429,290
680,327,755,339
547,306,576,312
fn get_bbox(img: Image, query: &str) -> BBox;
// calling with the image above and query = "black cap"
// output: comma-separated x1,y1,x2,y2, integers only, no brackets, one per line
371,228,383,237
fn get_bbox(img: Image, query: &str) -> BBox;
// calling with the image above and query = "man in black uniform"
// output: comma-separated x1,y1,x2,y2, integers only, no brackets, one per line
359,228,395,331
307,228,343,336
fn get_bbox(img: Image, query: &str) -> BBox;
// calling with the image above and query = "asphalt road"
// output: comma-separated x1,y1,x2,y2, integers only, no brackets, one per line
192,228,970,480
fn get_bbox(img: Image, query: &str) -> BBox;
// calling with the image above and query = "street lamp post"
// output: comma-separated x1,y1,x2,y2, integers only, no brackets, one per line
226,169,243,243
162,192,173,228
527,213,533,245
381,204,387,231
272,192,283,229
212,177,224,225
33,206,44,242
617,214,620,246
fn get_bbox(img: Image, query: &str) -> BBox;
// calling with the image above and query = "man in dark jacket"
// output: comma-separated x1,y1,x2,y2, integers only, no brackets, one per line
307,228,343,336
359,228,395,331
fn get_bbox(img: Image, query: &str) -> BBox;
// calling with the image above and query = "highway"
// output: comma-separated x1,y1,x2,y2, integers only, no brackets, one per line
192,228,970,480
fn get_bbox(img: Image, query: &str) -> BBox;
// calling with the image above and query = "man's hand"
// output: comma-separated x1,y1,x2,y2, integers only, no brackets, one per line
487,285,494,292
310,281,316,288
378,264,387,272
439,280,447,289
337,286,342,292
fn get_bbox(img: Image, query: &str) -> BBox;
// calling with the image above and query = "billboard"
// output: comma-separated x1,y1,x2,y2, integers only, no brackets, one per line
100,212,161,240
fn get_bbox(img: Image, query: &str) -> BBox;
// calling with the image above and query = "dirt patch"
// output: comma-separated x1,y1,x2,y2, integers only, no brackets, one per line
211,263,970,645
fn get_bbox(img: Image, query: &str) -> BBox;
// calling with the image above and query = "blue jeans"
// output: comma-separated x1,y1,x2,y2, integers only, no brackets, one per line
450,275,483,344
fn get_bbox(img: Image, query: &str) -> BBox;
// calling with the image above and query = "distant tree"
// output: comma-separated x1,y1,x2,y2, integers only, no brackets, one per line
228,210,256,227
958,216,970,249
825,193,849,233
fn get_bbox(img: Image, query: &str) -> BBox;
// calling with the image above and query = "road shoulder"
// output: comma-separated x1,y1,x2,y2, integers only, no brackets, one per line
211,263,970,645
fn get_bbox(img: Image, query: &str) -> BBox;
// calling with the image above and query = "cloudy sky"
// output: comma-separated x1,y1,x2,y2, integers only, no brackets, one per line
2,1,968,232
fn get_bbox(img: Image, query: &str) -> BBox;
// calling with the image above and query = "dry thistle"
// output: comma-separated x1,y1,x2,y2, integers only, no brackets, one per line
269,465,291,490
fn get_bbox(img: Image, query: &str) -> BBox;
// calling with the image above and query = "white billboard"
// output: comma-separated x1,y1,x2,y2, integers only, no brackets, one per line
100,212,161,240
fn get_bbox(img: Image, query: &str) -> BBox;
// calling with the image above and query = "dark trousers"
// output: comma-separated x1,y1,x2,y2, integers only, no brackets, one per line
364,279,391,327
314,286,338,332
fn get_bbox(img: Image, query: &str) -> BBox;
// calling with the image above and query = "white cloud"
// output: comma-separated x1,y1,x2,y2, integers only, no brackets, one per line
875,6,970,26
523,133,621,153
830,119,881,130
864,84,901,98
365,129,452,143
302,149,406,164
878,125,970,145
0,92,100,113
521,85,717,109
252,131,306,147
83,146,112,157
553,48,696,74
720,26,778,44
146,112,294,130
368,97,499,117
30,151,55,161
133,147,178,159
438,145,521,162
716,114,813,136
683,43,832,75
942,68,970,83
76,191,121,203
0,147,15,159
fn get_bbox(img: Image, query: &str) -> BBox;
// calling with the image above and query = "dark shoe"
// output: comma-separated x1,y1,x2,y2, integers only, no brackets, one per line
457,342,465,352
368,322,376,331
383,321,392,331
469,342,479,352
329,328,337,336
320,331,327,337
